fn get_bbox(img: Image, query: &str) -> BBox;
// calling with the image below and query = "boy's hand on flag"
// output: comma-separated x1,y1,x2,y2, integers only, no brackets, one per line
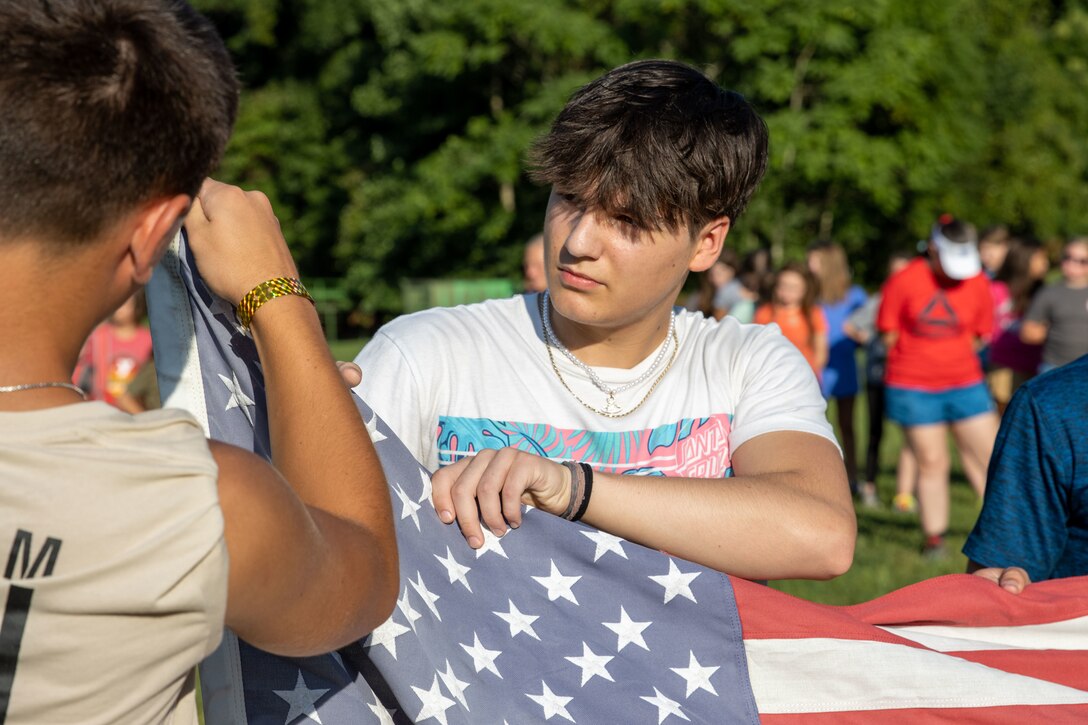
431,448,572,548
186,178,300,305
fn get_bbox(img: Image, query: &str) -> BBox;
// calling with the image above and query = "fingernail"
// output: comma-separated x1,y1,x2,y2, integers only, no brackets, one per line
491,526,506,538
509,521,520,529
438,510,454,523
468,536,482,548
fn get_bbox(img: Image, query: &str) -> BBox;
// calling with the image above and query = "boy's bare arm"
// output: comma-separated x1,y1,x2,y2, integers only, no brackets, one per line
432,431,855,581
188,180,397,655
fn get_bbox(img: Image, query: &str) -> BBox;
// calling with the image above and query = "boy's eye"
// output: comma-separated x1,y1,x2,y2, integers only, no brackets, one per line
615,214,639,228
558,192,578,204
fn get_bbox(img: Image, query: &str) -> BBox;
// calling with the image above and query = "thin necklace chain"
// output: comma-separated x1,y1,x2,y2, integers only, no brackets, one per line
541,289,675,397
0,381,88,399
539,292,680,418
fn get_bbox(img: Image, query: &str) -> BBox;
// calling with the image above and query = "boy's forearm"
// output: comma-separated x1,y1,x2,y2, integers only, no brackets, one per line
580,436,855,580
249,295,393,532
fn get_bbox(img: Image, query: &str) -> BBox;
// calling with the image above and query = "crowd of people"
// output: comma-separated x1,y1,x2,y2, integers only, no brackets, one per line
3,1,1085,721
692,221,1088,564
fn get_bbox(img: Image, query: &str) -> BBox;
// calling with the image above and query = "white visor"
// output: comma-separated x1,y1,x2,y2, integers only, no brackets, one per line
931,226,981,280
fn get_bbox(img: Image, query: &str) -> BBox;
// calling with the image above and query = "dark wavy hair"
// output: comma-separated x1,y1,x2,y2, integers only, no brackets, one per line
529,59,769,237
995,238,1045,315
0,0,239,245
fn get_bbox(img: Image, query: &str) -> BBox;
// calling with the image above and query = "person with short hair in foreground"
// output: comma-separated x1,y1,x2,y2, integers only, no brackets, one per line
0,2,397,722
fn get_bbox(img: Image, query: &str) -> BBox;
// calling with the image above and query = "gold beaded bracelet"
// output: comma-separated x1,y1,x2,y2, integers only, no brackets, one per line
236,277,315,331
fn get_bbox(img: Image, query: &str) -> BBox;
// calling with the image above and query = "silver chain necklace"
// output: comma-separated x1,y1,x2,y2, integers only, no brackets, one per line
540,291,679,416
0,381,88,399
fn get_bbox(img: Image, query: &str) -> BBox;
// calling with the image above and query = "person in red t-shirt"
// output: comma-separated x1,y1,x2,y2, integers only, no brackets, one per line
72,291,153,406
877,216,999,559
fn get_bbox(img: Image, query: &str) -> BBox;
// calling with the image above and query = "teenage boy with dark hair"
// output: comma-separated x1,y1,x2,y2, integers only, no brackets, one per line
355,60,855,581
0,2,397,722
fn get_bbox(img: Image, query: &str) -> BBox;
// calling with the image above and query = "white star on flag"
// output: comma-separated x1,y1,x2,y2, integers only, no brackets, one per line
217,372,255,424
641,687,690,723
364,411,388,443
580,529,627,562
437,659,471,710
409,571,442,620
395,484,422,531
649,559,700,604
526,681,575,722
411,675,457,725
367,691,396,725
434,546,473,592
494,599,541,640
365,616,411,659
417,468,432,505
272,671,328,724
532,560,581,604
565,642,614,686
474,528,509,559
460,632,503,679
671,651,720,697
603,606,651,652
397,586,423,632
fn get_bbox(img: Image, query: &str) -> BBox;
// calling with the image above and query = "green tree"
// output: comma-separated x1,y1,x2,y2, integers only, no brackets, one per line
194,0,1088,317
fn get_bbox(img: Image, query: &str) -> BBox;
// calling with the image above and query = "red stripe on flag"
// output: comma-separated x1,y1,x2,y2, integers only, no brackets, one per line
949,649,1088,692
733,574,1088,640
761,703,1088,724
843,574,1088,628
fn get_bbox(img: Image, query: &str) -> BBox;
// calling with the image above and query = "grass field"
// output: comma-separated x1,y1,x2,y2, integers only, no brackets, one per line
771,404,981,605
331,337,981,606
328,338,369,363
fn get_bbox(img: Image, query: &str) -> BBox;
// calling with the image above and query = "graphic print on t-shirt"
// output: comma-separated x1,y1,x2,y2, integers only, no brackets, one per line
914,291,961,339
436,414,734,478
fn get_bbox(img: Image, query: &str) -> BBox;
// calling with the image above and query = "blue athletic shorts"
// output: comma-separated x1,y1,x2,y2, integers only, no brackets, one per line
885,382,994,427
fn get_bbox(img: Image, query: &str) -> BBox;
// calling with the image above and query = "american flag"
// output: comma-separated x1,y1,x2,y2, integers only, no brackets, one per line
147,232,1088,724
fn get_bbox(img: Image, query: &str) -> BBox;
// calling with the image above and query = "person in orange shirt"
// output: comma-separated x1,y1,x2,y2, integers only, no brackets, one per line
756,262,829,376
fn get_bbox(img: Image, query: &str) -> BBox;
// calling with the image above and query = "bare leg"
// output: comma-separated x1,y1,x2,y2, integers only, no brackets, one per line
904,424,951,538
950,411,999,498
836,395,858,489
895,445,917,498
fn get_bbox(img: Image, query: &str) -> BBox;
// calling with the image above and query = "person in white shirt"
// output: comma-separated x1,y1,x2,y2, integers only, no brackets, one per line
356,60,855,581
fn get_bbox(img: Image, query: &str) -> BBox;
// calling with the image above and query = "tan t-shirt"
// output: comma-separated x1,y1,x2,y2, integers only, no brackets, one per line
0,402,227,724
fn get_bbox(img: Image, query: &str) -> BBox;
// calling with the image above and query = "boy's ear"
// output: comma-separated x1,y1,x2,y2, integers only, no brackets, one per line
128,194,191,285
688,216,731,273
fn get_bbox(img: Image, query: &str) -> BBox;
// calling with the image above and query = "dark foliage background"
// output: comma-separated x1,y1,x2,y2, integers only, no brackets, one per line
194,0,1088,322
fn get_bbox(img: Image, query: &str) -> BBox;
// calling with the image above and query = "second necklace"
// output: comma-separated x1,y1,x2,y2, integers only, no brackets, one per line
540,291,679,418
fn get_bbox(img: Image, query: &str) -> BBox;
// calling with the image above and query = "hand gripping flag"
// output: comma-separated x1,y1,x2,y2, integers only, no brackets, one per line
148,232,1088,724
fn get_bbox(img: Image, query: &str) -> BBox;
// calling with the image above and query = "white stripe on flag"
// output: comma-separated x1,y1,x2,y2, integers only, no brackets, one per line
745,637,1088,714
880,614,1088,652
147,232,249,725
148,232,210,434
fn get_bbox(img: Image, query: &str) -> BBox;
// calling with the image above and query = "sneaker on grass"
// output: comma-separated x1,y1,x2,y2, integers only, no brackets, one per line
893,492,918,514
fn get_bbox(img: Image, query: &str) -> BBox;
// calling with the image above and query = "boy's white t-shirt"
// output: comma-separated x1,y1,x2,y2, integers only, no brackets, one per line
354,293,835,476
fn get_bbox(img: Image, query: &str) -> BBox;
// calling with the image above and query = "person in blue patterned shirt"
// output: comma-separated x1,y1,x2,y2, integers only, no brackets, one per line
964,353,1088,593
